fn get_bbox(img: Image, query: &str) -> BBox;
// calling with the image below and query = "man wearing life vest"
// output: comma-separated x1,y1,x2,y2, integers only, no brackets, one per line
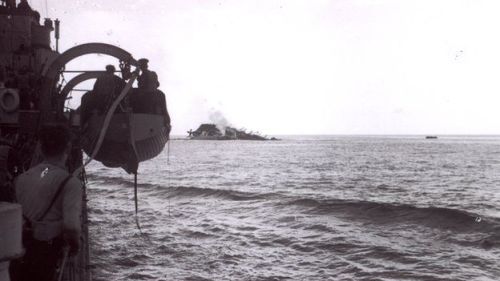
12,125,82,281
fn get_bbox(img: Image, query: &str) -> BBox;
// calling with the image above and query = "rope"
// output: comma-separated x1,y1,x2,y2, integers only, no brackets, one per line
134,171,142,232
134,171,151,240
79,82,117,168
125,90,144,234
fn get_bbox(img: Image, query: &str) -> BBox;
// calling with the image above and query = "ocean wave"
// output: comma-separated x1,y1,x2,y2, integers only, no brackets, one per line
88,174,276,202
87,174,158,189
166,186,276,201
288,198,500,233
87,173,500,236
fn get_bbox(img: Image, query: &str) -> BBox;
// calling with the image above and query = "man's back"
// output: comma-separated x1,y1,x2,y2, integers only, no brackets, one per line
92,73,117,96
10,124,81,281
16,162,82,241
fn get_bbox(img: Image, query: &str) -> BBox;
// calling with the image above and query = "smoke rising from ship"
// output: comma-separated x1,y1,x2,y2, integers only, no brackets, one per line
209,110,230,134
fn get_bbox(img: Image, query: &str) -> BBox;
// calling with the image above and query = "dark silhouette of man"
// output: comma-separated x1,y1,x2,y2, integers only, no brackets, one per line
137,58,160,91
16,0,31,13
93,65,125,96
12,125,82,281
91,65,126,113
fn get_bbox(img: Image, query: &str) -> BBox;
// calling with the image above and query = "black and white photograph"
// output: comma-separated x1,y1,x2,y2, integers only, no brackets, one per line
1,1,500,280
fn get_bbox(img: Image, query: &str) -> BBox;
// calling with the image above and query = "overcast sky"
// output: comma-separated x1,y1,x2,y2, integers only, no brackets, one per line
30,0,500,135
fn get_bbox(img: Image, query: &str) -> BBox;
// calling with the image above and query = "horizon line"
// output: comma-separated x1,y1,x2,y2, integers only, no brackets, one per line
170,133,500,137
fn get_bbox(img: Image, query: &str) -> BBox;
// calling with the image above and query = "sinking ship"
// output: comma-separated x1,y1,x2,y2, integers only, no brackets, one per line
188,123,277,140
0,1,170,280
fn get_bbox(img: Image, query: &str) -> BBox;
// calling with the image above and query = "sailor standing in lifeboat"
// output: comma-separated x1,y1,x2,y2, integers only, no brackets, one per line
91,65,125,114
137,58,160,91
93,65,125,100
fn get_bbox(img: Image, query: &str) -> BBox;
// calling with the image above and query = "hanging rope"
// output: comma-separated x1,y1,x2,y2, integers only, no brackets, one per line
134,171,143,232
81,80,118,162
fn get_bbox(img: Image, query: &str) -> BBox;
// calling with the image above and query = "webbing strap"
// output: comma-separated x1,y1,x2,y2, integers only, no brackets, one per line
37,174,72,222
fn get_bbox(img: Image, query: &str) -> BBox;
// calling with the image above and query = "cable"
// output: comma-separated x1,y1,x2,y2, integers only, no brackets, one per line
167,141,171,217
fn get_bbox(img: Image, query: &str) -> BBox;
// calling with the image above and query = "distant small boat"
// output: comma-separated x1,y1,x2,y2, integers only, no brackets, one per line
425,136,438,139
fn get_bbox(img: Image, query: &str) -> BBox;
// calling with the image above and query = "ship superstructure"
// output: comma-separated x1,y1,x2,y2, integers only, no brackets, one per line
0,1,170,280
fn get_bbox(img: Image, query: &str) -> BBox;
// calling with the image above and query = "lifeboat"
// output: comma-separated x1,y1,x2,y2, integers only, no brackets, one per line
79,87,170,173
34,43,170,173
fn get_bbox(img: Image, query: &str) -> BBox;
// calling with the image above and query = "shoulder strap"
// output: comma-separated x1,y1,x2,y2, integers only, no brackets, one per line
35,174,73,222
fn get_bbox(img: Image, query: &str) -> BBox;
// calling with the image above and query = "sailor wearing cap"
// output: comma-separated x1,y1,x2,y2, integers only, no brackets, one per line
137,58,160,91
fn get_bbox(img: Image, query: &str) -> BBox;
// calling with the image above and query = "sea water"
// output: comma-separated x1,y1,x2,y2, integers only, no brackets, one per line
86,136,500,281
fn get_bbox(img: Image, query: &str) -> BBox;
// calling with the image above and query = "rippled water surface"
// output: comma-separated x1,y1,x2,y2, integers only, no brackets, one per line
86,136,500,280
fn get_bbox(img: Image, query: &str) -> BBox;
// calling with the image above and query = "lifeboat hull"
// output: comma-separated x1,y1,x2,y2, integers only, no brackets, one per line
81,112,168,169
